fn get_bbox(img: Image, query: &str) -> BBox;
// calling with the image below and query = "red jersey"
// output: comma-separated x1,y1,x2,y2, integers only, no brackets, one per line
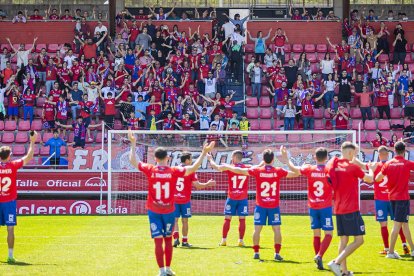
380,156,414,201
7,91,20,107
273,35,286,47
151,86,163,102
23,94,36,107
129,27,140,42
226,163,250,200
104,98,116,115
335,45,350,58
327,158,365,214
335,112,349,129
371,138,387,148
79,101,93,118
43,102,55,121
300,165,332,209
248,165,288,208
138,162,186,214
56,101,68,120
127,118,140,130
174,170,198,204
50,89,62,103
376,90,389,106
180,119,194,130
301,99,314,117
163,118,176,130
71,65,82,82
273,74,287,89
0,159,24,202
373,162,388,201
199,64,210,80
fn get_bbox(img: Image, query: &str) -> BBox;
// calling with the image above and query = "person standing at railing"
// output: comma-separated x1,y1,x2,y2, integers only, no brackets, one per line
246,29,272,64
222,12,251,35
41,130,66,166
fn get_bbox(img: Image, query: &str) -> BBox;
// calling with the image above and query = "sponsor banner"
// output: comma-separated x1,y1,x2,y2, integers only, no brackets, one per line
17,200,131,215
16,199,414,215
17,172,107,192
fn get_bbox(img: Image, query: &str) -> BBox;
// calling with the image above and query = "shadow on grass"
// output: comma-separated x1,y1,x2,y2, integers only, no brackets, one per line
179,246,215,250
258,259,303,264
227,245,253,249
0,261,57,266
354,272,394,275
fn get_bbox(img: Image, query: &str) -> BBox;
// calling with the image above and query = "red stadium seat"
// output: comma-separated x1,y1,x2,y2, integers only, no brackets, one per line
364,120,377,130
291,53,300,61
313,134,326,141
350,108,362,119
310,63,320,73
36,43,47,53
366,131,377,143
40,146,50,156
261,134,274,143
378,54,389,63
284,44,291,53
31,119,43,131
34,108,43,118
33,145,40,156
246,85,252,96
328,45,336,53
36,97,46,107
314,119,325,130
405,54,413,64
316,44,327,53
1,132,14,143
245,44,254,53
259,108,272,119
314,108,324,119
246,97,258,107
96,132,103,143
18,120,31,131
250,119,260,130
292,44,303,53
287,134,300,143
352,119,363,130
391,119,404,126
304,44,316,53
274,134,287,143
16,132,28,143
42,132,54,143
0,121,4,131
246,108,259,119
1,44,11,51
259,97,271,107
378,120,390,130
307,53,317,63
317,53,326,61
301,134,313,142
60,146,67,156
5,120,17,131
13,145,26,156
47,44,59,53
259,119,272,130
359,132,367,142
261,85,269,96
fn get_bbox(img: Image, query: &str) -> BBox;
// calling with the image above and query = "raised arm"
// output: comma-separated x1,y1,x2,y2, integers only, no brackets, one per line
363,162,376,183
22,131,38,166
184,141,215,175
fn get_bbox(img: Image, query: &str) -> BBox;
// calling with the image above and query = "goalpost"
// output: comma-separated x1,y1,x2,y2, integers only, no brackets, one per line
106,130,357,215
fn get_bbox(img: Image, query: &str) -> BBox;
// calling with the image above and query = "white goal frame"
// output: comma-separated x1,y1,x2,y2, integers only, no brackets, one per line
106,130,357,214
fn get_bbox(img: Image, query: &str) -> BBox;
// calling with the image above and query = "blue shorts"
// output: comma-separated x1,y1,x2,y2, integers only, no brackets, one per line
0,200,17,226
309,207,334,231
391,200,410,223
253,205,281,226
7,106,18,116
174,202,192,218
224,198,248,216
148,210,175,238
375,200,393,222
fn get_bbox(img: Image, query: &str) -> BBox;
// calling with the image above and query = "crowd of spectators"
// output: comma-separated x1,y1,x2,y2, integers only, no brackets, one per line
1,4,414,151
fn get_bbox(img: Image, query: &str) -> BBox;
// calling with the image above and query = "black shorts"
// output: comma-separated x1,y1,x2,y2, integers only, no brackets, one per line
336,211,365,236
104,115,115,127
391,200,410,223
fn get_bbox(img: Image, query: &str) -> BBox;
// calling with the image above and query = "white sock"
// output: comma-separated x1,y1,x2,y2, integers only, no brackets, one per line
182,236,187,240
222,238,226,242
160,267,165,273
165,266,170,271
238,239,243,243
384,248,389,251
403,243,407,246
8,248,13,258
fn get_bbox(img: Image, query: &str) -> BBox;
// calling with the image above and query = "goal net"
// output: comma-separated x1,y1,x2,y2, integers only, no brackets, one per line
106,130,356,215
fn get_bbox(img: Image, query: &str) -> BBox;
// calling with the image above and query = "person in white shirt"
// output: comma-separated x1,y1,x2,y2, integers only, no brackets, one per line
94,20,108,35
222,18,235,38
63,49,77,68
230,29,244,46
6,36,37,67
101,79,118,98
203,71,217,98
0,75,14,120
210,114,225,131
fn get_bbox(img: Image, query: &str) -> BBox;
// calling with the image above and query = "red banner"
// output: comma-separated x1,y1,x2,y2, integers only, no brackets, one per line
17,172,107,192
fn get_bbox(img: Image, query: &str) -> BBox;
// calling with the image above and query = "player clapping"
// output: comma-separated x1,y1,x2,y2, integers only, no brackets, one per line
173,152,216,248
215,148,298,261
282,146,333,270
0,131,38,263
128,131,215,276
375,141,414,259
207,150,251,247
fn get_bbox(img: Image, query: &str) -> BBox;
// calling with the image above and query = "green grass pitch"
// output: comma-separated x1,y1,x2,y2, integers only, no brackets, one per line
0,215,413,275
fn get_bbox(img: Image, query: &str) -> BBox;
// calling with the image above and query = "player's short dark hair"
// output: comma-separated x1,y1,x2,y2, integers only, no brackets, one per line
315,147,328,162
219,105,225,110
395,141,406,155
154,147,168,161
232,150,243,162
53,129,59,134
0,146,11,160
107,92,112,97
378,145,388,153
341,141,356,151
77,116,83,120
262,149,274,164
180,152,192,163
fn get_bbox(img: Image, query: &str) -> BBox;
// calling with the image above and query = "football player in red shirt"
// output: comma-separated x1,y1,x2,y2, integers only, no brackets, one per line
326,142,375,276
369,146,409,255
375,141,414,259
207,150,251,247
128,132,215,276
219,148,298,261
172,152,216,248
0,131,38,263
284,147,333,270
